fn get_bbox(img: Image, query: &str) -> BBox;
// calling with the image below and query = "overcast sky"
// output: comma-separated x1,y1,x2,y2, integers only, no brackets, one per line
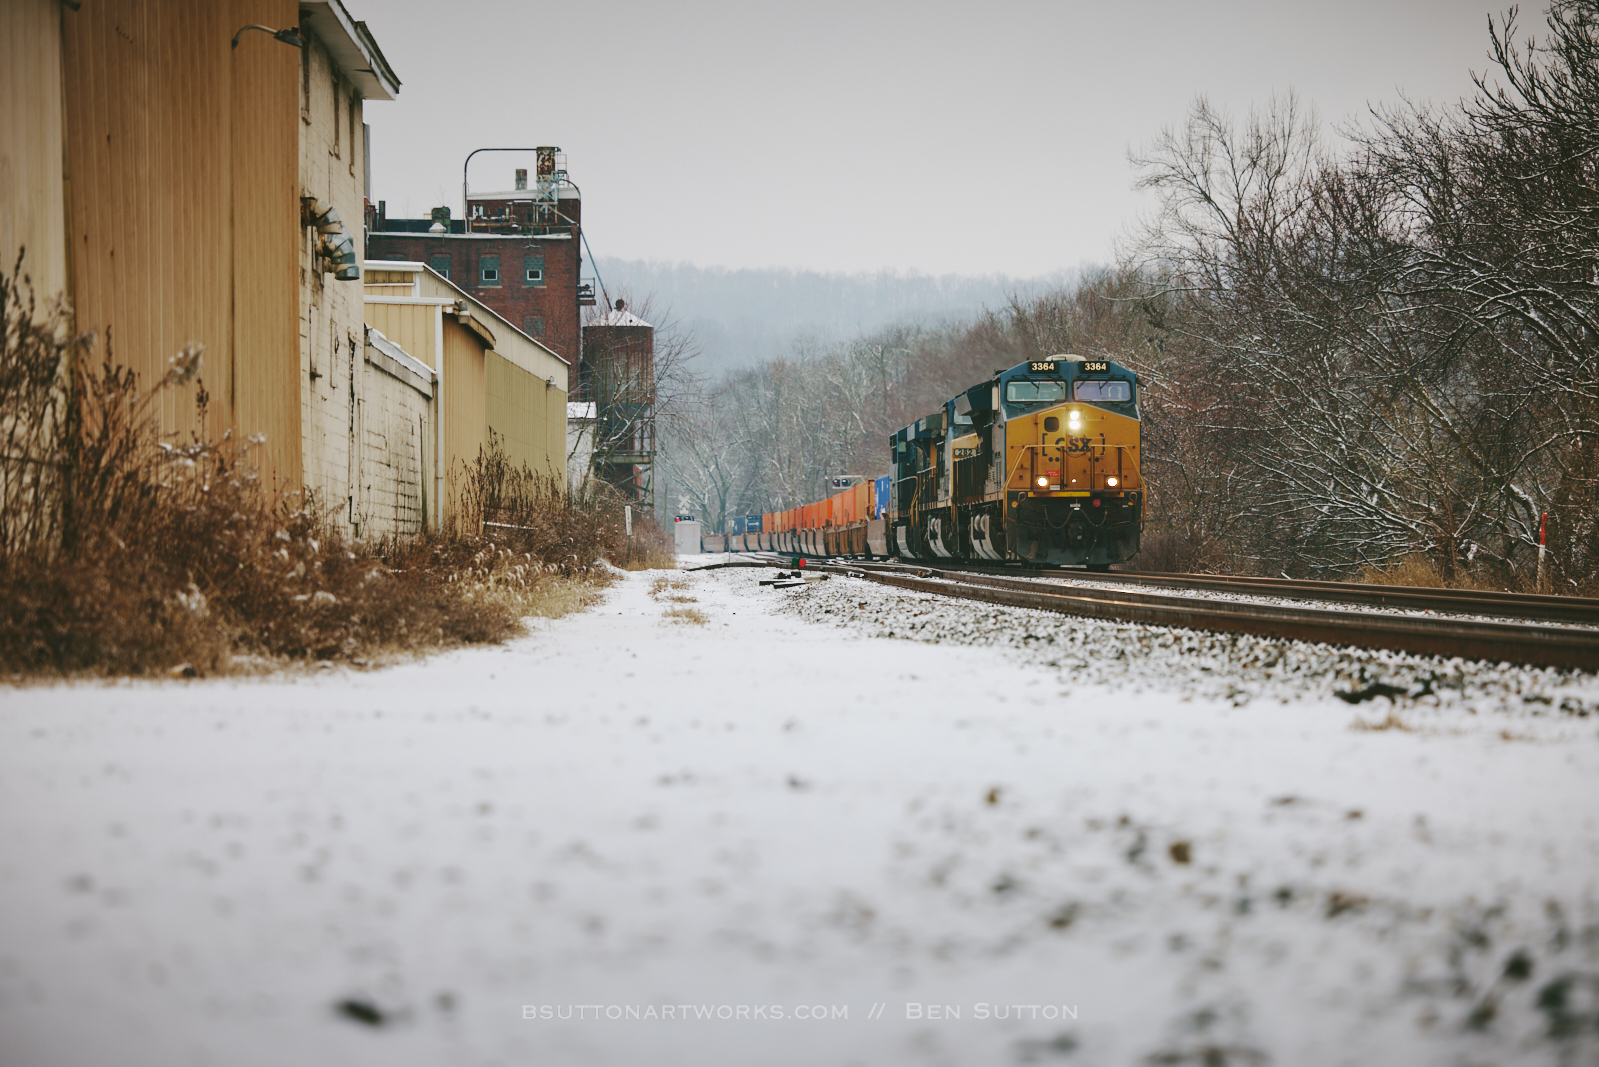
361,0,1502,277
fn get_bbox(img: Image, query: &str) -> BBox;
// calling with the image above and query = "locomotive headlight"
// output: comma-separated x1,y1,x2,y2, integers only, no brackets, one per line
1068,409,1081,426
1107,476,1119,487
1035,476,1049,488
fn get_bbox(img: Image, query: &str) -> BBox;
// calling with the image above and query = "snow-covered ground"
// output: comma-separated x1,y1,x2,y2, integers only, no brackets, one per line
2,562,1597,1067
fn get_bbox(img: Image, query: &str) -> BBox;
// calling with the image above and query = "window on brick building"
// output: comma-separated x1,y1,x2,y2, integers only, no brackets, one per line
429,254,451,279
523,316,544,337
524,255,544,286
479,255,500,285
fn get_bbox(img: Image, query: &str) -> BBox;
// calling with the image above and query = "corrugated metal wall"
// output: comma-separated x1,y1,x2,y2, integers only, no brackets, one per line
58,0,300,485
486,351,566,481
364,302,436,366
0,0,68,305
229,0,300,490
442,317,486,506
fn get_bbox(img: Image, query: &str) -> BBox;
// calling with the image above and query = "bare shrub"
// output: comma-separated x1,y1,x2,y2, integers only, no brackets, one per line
0,264,613,679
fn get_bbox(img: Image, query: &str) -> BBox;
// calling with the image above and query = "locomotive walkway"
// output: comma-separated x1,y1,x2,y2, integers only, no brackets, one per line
723,555,1599,670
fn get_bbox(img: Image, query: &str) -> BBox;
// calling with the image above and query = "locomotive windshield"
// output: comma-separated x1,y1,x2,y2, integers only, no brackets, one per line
1073,380,1132,403
1005,380,1067,404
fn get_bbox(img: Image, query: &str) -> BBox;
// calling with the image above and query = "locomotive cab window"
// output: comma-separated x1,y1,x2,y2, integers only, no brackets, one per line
1073,380,1132,403
1005,380,1067,404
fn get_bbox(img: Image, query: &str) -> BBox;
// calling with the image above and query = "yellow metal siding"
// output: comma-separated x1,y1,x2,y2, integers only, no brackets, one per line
362,302,436,367
0,0,68,305
486,352,566,480
546,382,567,470
62,0,233,446
229,0,300,489
55,0,303,486
442,317,485,508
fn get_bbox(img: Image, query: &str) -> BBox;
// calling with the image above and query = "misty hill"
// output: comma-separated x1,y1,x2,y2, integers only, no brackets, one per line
591,258,1075,378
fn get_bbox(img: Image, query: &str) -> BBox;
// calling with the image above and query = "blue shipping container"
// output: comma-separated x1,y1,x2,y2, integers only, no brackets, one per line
728,516,747,535
874,475,891,519
745,514,764,533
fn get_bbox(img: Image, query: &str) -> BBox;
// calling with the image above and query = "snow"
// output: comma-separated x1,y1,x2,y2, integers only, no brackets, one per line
2,564,1597,1066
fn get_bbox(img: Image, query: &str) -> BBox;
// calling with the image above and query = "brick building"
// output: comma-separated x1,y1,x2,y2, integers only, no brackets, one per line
366,149,592,392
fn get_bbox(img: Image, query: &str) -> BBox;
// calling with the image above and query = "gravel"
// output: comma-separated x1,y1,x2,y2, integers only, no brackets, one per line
761,568,1599,738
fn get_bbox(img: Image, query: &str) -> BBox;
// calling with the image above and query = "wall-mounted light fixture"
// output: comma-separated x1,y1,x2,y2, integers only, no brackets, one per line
232,24,302,49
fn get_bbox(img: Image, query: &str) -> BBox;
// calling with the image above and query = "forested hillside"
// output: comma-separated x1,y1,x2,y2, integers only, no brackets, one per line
662,1,1599,594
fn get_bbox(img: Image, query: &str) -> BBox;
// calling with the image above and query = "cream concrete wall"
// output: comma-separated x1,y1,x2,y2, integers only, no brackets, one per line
299,20,370,528
356,332,429,537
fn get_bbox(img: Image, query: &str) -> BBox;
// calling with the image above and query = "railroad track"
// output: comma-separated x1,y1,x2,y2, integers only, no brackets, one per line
719,553,1599,670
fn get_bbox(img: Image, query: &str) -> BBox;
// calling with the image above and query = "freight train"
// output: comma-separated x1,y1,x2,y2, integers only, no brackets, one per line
708,354,1142,569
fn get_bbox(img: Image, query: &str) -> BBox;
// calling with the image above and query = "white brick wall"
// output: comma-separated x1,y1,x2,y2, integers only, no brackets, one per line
354,338,429,537
298,25,370,533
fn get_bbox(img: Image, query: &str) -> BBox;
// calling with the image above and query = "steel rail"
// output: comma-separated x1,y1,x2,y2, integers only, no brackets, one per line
748,552,1599,625
741,554,1599,670
965,564,1599,626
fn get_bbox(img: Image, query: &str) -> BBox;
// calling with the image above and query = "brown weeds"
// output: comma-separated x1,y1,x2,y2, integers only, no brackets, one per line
1356,553,1498,591
662,605,708,626
0,264,615,679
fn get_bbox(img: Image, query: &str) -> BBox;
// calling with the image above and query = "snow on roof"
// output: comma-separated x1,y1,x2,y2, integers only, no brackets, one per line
586,309,652,328
567,402,596,420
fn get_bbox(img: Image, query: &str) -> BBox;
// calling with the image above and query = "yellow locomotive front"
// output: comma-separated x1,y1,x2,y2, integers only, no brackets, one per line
1000,357,1142,568
887,354,1142,569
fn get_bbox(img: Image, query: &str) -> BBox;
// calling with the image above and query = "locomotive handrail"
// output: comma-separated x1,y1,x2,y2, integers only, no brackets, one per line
1005,445,1034,490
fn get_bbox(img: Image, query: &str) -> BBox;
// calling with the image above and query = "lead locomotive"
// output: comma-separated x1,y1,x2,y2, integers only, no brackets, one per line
886,354,1142,569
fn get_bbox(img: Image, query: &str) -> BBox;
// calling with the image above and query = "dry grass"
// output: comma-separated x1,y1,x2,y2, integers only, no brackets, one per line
1355,553,1504,592
1350,711,1416,732
662,605,708,626
647,576,696,604
0,263,615,679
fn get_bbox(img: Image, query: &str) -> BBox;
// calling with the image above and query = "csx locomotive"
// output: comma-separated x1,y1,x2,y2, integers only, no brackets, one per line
716,354,1143,569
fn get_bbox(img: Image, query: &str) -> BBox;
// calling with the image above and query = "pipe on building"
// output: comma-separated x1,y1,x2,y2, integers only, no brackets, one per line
434,303,445,532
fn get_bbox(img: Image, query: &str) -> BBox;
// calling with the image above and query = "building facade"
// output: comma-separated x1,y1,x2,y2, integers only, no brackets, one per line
3,0,567,540
366,150,591,392
362,263,569,532
296,0,399,523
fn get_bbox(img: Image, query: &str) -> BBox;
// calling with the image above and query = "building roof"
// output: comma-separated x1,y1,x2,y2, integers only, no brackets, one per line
362,260,571,367
300,0,401,101
470,187,581,201
567,402,597,420
586,309,653,328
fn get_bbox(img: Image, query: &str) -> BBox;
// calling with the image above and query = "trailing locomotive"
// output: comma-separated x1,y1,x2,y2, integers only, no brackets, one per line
888,354,1142,569
709,354,1142,569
